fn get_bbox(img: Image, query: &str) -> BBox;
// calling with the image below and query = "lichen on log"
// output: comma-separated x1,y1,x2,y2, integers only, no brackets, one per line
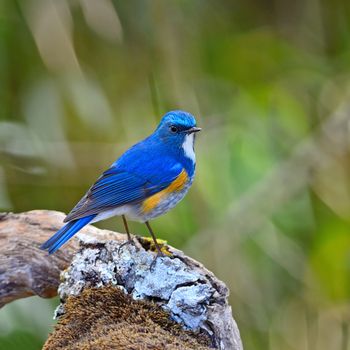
53,232,243,349
0,210,243,349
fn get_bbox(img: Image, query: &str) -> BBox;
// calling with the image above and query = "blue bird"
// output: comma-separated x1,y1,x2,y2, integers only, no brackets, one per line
41,110,201,255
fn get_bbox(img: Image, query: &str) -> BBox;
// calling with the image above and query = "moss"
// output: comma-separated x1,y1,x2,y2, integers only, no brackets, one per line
138,236,172,256
43,286,213,350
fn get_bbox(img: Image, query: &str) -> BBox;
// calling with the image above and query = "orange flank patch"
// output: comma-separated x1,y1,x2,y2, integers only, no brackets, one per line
142,169,188,213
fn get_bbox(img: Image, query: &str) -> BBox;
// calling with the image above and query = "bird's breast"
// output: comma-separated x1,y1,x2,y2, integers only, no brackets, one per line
138,169,194,221
142,169,189,212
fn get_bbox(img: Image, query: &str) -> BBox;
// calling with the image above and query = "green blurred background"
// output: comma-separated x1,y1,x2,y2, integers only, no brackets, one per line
1,0,350,349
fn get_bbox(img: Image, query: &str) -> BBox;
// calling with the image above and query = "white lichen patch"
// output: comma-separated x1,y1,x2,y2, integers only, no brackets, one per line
57,236,237,345
132,257,201,300
166,284,213,329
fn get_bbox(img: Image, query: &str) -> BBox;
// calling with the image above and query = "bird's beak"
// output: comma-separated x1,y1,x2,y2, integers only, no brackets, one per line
187,127,202,134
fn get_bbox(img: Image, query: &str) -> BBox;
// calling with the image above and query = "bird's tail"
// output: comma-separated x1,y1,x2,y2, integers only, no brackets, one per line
40,215,96,254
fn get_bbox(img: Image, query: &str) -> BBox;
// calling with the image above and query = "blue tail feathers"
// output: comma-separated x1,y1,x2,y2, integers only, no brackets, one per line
40,215,96,254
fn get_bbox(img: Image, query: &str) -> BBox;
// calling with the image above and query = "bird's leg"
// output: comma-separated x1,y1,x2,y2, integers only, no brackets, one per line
145,221,164,257
122,215,132,242
118,215,134,254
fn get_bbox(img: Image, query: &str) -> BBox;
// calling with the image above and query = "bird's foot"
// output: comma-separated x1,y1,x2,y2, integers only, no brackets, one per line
150,250,165,272
118,234,137,254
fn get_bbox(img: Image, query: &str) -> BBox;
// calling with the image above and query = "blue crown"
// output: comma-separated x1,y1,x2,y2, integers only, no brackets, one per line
158,110,197,129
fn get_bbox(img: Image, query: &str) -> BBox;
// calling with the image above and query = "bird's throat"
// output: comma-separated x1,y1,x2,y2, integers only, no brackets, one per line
182,134,195,163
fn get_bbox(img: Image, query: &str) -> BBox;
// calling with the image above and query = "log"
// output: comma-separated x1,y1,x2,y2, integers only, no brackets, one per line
0,210,79,307
0,210,243,350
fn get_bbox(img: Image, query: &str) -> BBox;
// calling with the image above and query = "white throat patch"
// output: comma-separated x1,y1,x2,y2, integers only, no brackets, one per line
182,133,196,163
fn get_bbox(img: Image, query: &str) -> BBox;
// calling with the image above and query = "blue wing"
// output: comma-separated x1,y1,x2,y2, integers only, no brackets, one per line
64,161,183,222
64,134,186,222
42,132,189,254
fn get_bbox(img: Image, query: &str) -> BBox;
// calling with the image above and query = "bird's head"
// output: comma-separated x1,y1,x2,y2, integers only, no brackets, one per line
155,110,201,162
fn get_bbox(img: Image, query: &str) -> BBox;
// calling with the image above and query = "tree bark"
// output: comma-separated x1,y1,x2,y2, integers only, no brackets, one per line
0,210,243,350
0,210,79,307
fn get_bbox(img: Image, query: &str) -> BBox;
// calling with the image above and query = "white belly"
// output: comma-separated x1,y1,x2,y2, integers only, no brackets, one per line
91,205,136,223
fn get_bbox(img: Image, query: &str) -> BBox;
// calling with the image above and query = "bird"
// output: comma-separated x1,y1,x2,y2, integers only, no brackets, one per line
40,110,201,256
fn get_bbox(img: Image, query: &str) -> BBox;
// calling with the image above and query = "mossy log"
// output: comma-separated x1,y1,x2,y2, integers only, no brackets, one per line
0,210,243,350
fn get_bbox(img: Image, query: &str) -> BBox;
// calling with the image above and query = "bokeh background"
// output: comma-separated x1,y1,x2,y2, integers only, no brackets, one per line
1,0,350,349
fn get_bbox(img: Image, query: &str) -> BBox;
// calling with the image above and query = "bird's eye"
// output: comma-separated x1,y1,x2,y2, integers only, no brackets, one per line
170,125,178,133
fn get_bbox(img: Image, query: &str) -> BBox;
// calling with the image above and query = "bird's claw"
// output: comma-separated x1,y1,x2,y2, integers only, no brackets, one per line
150,251,165,271
118,236,136,254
